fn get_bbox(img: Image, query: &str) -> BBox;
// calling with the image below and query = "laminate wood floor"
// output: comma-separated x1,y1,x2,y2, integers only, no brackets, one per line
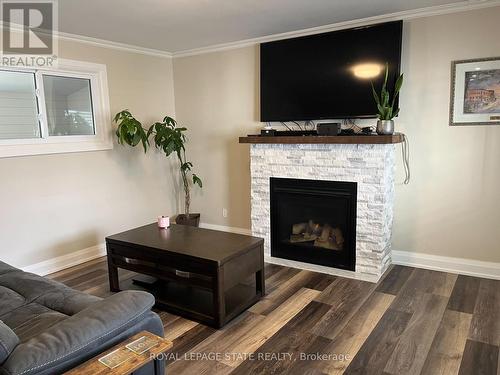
49,258,500,375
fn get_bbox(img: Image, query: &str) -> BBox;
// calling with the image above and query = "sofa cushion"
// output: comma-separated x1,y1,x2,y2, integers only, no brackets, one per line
1,291,155,375
0,286,25,317
0,268,90,306
0,262,101,343
2,303,68,343
34,286,101,316
0,321,19,365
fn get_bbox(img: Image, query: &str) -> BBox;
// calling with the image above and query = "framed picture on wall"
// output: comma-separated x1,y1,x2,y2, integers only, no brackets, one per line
450,57,500,126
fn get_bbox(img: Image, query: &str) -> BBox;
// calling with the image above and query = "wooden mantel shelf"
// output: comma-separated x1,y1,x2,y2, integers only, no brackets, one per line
239,133,404,145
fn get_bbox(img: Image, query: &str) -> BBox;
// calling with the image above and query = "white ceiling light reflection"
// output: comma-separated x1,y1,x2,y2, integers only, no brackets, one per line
351,63,384,79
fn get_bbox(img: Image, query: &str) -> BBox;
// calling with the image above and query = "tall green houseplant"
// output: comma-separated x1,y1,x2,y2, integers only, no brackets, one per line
114,110,202,222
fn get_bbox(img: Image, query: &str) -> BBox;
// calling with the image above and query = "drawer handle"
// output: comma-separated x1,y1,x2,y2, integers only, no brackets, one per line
123,257,155,267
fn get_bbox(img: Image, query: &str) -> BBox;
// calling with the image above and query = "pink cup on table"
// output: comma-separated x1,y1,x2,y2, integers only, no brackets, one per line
157,215,170,229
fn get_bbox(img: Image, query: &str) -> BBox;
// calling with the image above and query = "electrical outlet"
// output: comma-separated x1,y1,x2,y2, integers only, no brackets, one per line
222,208,228,218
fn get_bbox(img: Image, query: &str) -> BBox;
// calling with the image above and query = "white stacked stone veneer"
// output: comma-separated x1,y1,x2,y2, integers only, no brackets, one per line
250,143,396,282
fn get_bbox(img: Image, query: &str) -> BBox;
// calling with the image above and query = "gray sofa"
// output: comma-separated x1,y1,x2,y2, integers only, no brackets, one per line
0,261,165,375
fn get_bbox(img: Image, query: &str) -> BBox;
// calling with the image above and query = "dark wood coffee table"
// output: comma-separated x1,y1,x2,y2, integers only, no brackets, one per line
105,223,265,328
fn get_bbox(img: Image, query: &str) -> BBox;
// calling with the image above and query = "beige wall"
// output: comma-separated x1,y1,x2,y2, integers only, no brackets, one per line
0,41,177,267
173,6,500,263
173,46,260,228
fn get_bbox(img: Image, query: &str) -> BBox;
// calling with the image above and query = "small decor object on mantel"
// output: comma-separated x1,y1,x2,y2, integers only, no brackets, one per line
371,63,404,135
114,110,203,227
450,57,500,126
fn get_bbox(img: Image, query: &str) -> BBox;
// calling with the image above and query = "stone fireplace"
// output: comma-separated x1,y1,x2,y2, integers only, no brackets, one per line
245,139,399,282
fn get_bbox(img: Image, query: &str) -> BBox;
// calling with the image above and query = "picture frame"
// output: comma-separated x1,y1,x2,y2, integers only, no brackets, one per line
450,57,500,126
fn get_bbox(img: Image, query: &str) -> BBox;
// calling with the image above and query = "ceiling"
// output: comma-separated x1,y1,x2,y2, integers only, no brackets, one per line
58,0,475,53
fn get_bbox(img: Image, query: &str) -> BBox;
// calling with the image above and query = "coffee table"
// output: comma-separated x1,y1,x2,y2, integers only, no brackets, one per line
106,223,265,328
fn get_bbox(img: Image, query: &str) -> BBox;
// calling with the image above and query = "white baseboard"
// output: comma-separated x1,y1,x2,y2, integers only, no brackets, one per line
199,222,252,236
22,244,106,276
392,250,500,280
20,226,500,281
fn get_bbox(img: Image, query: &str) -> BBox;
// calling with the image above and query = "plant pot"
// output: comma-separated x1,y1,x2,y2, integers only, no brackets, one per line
176,213,201,227
376,120,394,135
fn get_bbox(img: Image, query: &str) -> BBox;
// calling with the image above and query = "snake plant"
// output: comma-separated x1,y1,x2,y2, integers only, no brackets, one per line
371,63,404,120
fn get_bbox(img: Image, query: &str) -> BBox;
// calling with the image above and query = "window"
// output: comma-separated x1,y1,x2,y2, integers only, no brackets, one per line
0,70,39,140
0,59,111,158
43,75,95,136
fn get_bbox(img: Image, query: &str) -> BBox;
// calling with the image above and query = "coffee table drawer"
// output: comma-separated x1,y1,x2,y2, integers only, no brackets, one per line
106,243,159,263
107,242,214,275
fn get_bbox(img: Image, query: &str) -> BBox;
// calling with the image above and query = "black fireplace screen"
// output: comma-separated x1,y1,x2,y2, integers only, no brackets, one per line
270,177,357,271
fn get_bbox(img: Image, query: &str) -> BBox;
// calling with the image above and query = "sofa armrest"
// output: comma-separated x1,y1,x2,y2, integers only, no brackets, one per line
1,291,156,375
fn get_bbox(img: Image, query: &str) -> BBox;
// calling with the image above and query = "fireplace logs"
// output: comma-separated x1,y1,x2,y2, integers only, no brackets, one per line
290,220,344,250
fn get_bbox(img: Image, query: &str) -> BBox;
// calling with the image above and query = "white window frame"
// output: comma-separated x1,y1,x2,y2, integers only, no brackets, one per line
0,59,112,158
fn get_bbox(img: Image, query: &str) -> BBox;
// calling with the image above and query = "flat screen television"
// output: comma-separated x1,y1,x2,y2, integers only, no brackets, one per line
260,21,403,122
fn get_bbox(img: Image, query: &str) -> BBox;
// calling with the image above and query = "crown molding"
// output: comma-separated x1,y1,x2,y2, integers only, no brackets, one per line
172,0,500,58
0,21,172,58
55,30,173,58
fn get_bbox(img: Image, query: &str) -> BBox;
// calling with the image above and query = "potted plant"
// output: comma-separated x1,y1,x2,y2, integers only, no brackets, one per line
371,63,404,135
114,110,202,226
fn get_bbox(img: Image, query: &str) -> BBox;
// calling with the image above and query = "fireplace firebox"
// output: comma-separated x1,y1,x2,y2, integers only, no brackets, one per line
270,177,357,271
